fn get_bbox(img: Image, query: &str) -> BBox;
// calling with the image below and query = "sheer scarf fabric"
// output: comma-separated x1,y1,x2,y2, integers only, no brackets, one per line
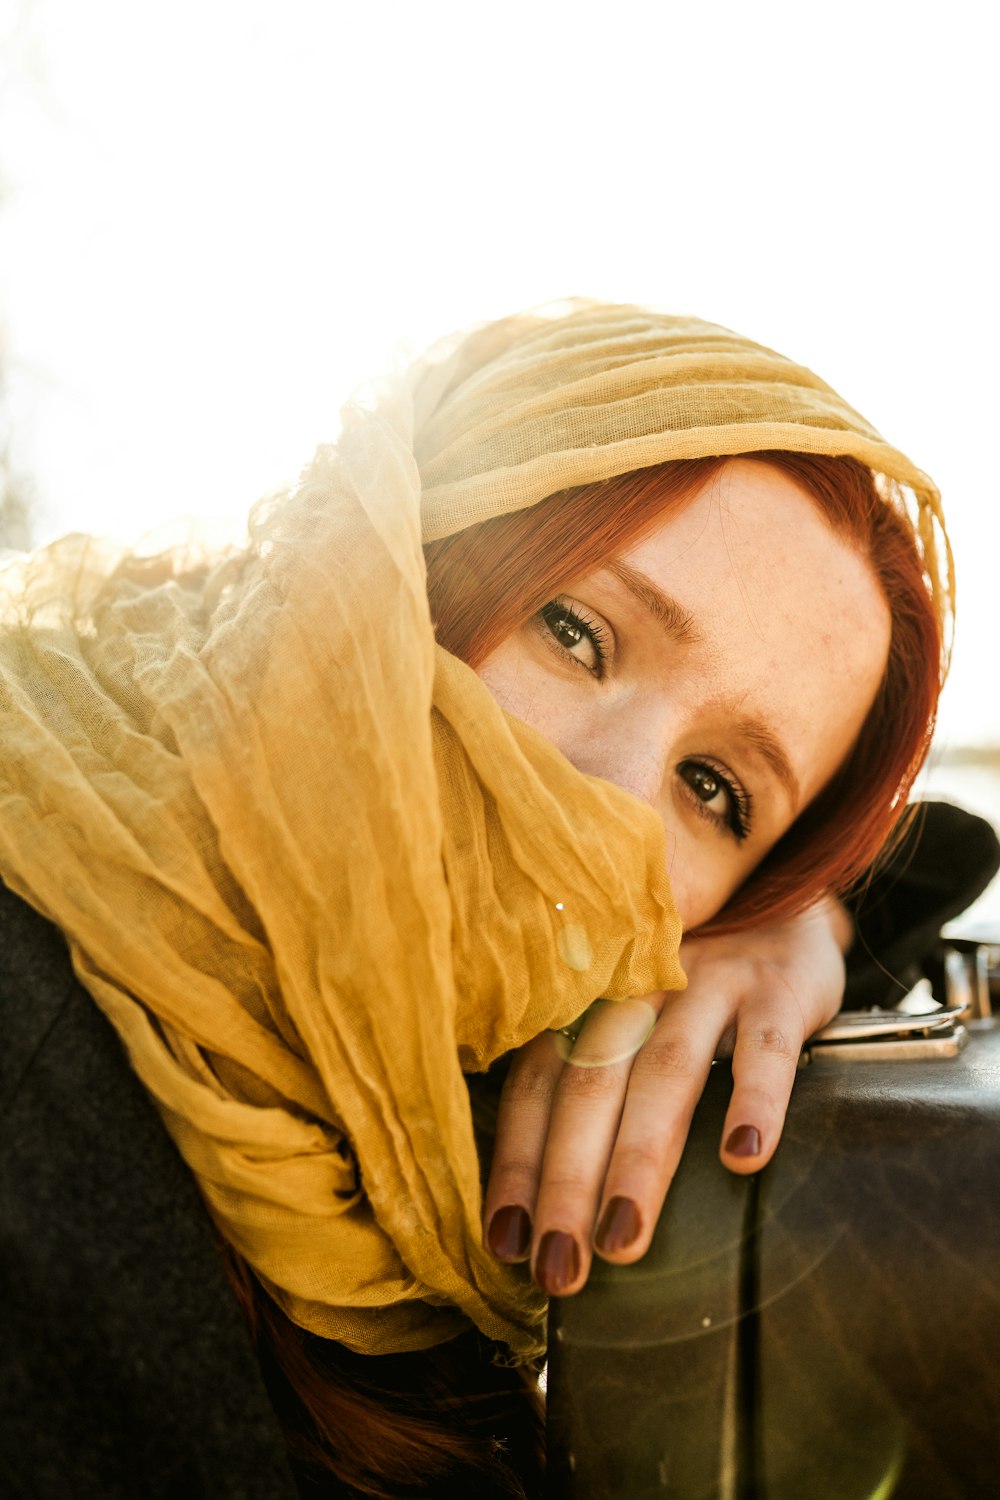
0,302,948,1357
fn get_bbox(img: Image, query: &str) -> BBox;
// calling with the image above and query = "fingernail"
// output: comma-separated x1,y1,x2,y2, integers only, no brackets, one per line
487,1205,532,1261
535,1231,581,1295
725,1124,762,1157
595,1196,642,1255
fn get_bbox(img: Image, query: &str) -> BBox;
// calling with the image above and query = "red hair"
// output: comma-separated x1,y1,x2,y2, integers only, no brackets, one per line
220,1239,544,1497
424,452,942,930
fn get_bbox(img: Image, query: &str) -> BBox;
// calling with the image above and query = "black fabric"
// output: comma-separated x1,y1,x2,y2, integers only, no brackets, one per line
843,799,1000,1009
750,1022,1000,1500
548,1025,1000,1500
0,880,300,1500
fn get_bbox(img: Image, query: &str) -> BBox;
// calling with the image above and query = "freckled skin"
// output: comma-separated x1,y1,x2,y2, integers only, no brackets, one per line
476,460,891,929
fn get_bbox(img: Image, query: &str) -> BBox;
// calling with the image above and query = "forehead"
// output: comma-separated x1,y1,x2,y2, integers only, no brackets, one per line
633,459,852,588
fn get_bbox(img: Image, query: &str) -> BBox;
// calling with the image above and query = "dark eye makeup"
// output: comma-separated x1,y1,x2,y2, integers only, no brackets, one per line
537,598,611,676
678,758,753,842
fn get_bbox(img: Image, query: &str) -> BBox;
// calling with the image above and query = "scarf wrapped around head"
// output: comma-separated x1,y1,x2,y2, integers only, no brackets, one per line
0,301,950,1359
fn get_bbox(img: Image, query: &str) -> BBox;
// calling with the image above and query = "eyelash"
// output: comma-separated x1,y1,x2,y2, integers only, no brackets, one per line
678,758,754,843
537,598,611,677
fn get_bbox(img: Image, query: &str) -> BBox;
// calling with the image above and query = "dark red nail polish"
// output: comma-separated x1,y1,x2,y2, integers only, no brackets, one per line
487,1205,532,1261
596,1196,642,1254
725,1124,762,1157
535,1231,580,1295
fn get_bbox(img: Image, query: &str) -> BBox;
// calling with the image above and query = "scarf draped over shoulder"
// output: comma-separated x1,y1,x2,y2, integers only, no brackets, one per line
0,301,950,1357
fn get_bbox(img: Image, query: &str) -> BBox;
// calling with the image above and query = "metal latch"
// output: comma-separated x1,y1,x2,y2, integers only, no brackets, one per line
806,996,969,1062
803,932,1000,1062
941,936,1000,1022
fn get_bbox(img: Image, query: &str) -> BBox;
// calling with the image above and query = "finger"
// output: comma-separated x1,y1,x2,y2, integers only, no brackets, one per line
719,1002,803,1174
590,993,727,1268
483,1030,565,1262
529,1001,659,1295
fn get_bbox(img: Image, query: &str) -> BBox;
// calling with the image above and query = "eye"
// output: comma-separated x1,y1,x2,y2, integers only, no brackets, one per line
537,598,610,677
678,758,753,842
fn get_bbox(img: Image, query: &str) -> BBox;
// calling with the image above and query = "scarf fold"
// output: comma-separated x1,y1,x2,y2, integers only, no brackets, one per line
0,301,948,1357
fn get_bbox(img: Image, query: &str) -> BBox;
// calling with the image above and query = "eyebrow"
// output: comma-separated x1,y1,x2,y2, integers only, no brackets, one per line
605,557,700,644
734,717,801,809
606,557,801,810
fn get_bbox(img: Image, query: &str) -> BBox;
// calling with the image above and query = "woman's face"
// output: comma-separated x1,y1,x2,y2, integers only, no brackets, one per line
475,460,892,928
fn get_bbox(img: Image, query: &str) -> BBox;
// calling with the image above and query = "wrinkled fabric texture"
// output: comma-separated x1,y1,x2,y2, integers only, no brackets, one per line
414,303,952,650
0,300,948,1359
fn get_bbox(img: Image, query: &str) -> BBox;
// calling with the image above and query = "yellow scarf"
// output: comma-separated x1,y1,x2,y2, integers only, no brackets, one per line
0,302,949,1358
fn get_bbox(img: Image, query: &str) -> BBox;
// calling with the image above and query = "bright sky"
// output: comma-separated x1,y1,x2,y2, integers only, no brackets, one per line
2,0,998,748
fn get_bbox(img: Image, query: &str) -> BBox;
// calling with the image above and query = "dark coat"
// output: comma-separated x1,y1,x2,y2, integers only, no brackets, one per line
0,880,300,1498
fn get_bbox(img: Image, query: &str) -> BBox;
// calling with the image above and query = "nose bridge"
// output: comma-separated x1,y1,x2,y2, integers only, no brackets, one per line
596,691,676,808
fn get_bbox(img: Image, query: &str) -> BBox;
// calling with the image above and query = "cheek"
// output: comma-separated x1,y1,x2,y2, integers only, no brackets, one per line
475,645,548,724
475,641,591,754
659,819,747,931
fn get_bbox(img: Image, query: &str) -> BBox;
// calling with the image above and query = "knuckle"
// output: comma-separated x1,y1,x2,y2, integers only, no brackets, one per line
746,1025,797,1061
556,1063,623,1103
490,1150,542,1186
541,1167,594,1198
501,1056,561,1104
633,1034,699,1081
612,1138,666,1180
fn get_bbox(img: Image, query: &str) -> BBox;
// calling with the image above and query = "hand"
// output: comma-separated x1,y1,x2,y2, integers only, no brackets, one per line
483,898,849,1296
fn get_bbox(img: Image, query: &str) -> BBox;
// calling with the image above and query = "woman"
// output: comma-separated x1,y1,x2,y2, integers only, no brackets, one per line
0,302,949,1496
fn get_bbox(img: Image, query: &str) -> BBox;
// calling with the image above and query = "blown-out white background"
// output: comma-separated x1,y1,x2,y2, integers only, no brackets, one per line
2,0,997,757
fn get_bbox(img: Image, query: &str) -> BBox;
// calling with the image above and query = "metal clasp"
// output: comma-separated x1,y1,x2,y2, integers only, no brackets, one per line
942,936,1000,1022
803,928,1000,1063
806,994,968,1062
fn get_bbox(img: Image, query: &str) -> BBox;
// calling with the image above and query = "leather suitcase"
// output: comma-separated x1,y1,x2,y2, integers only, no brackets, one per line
547,955,1000,1500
